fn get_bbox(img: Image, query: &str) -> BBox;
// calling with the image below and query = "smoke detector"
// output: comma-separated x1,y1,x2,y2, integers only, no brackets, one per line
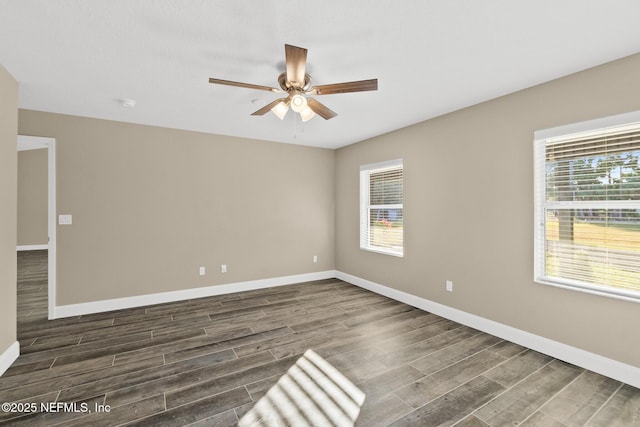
120,98,136,108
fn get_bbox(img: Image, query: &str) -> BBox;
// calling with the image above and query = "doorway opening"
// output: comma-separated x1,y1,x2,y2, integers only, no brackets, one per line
17,135,56,320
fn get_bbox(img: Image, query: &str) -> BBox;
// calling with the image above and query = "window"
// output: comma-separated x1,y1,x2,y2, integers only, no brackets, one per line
534,114,640,301
360,159,403,256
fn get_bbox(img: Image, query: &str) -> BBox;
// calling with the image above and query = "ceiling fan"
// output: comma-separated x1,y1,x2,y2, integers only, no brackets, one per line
208,44,378,122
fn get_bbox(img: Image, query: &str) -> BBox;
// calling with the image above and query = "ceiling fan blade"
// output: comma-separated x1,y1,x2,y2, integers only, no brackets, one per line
309,78,378,95
209,77,279,92
285,44,308,88
307,98,337,120
251,98,288,116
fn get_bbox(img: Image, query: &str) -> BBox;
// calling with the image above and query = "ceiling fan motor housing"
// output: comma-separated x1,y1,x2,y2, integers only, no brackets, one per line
278,72,312,92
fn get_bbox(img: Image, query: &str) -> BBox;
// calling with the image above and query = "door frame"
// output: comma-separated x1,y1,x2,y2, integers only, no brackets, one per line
17,135,56,319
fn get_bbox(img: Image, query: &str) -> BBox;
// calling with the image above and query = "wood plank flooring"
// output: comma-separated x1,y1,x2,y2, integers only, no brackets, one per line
2,250,639,426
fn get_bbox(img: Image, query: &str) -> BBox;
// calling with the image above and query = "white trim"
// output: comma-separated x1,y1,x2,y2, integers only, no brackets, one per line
16,244,48,251
534,109,640,140
336,271,640,389
360,158,404,258
533,135,545,287
47,138,56,320
536,277,640,304
0,342,20,377
17,135,48,151
359,158,403,172
533,117,640,303
52,270,337,319
359,245,404,258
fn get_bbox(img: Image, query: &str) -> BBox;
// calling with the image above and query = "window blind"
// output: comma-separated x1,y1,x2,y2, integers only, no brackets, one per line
360,160,403,256
535,123,640,299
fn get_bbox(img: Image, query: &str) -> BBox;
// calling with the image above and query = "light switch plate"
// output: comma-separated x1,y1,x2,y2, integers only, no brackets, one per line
58,214,72,225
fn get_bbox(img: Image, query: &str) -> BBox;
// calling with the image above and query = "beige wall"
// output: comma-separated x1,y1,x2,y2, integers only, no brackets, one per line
12,53,640,370
336,53,640,368
17,148,48,246
0,65,18,356
18,111,335,305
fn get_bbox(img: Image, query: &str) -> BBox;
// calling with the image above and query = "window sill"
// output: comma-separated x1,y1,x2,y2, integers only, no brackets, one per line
360,246,404,258
535,276,640,304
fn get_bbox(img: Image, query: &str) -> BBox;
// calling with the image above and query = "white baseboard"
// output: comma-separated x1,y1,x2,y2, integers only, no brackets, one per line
47,268,640,388
17,244,48,251
336,271,640,389
53,270,338,319
0,341,20,377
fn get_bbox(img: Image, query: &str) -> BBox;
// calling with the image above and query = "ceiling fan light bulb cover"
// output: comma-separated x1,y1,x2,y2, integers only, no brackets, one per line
300,107,315,122
290,94,307,112
271,101,289,120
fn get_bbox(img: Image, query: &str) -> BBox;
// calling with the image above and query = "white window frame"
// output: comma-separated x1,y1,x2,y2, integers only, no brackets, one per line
360,159,403,257
534,110,640,303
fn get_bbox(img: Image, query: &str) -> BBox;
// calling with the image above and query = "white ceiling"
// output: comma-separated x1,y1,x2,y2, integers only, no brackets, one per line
2,1,640,149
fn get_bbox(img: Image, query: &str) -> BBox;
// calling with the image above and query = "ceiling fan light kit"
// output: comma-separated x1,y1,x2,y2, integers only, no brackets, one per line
209,44,378,122
290,92,307,112
299,106,316,123
271,100,290,120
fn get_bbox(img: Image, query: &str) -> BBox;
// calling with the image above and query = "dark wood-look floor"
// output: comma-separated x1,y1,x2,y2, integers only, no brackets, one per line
2,251,639,426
